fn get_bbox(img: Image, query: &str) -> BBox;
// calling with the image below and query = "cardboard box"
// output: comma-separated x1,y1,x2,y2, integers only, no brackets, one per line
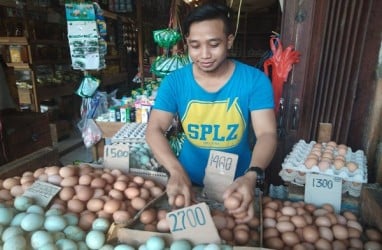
107,187,262,249
95,121,124,138
49,120,71,144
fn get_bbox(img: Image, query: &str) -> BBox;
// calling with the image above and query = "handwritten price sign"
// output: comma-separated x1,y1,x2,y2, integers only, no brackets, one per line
305,172,342,213
103,144,129,172
166,202,221,245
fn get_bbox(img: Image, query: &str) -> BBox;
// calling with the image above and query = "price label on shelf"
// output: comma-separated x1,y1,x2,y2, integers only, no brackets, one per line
166,202,221,245
103,144,130,172
304,172,342,212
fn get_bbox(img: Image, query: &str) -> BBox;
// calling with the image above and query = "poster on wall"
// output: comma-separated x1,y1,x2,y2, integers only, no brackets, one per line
65,3,105,70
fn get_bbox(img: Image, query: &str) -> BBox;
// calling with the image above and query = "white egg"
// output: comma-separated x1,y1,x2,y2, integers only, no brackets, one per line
56,238,78,250
4,235,27,250
64,225,86,241
114,244,136,250
0,207,14,225
44,215,67,232
63,213,79,226
31,230,54,249
85,230,106,249
77,241,89,250
14,196,34,211
27,204,45,214
38,242,59,250
91,217,110,232
100,244,115,250
2,226,24,241
170,239,192,250
146,236,166,250
204,244,221,250
20,213,44,231
10,212,27,226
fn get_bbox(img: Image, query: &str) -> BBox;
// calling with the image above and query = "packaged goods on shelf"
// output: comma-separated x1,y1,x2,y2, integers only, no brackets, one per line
279,140,367,197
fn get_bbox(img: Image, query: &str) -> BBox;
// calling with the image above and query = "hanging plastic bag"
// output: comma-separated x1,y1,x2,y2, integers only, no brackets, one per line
153,28,182,48
76,75,100,98
78,118,102,148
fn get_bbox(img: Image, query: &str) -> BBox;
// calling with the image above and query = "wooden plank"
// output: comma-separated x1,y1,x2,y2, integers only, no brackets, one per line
361,184,382,231
0,147,59,178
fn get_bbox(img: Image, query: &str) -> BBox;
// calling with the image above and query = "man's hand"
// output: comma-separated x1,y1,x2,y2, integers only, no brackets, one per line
223,173,257,223
166,170,194,208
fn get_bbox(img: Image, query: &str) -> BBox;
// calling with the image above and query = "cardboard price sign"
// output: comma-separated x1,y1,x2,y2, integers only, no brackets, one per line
103,144,130,172
202,150,238,202
23,181,61,207
304,172,342,213
166,202,221,245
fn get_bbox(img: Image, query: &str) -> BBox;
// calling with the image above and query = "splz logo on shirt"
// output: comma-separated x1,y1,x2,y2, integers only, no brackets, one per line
181,98,245,149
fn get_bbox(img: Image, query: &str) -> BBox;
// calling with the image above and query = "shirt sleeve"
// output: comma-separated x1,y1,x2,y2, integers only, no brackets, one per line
249,68,275,111
153,74,178,114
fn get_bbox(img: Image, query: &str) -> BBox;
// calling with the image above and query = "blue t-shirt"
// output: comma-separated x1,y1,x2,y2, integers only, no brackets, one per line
153,60,274,186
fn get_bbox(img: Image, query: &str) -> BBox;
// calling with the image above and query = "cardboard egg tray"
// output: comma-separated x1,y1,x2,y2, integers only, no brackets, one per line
279,140,367,197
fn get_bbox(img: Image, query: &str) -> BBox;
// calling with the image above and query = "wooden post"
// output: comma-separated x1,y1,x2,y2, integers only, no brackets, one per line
136,0,144,87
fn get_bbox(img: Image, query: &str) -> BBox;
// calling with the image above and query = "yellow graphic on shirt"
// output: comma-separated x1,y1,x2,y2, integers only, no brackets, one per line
181,98,245,149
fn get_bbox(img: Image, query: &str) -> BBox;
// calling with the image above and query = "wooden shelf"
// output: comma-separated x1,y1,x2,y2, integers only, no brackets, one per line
6,62,30,69
0,36,28,45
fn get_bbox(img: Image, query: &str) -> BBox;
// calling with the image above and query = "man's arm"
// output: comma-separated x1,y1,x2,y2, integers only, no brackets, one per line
146,109,193,206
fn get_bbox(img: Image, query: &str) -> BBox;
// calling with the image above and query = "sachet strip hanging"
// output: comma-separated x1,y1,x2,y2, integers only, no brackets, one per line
263,36,300,113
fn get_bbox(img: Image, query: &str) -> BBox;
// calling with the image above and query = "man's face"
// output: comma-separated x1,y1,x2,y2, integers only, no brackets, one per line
186,19,234,73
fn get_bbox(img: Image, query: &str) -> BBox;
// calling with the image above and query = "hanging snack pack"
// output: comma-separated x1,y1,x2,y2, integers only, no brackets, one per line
65,2,106,70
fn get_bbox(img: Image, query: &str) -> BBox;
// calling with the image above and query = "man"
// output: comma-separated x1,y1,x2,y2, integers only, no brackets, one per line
146,3,277,222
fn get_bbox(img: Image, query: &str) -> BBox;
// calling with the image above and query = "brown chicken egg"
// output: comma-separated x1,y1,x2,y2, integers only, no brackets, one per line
87,198,105,212
103,199,121,214
67,199,85,213
224,193,242,211
113,210,131,224
131,197,147,210
139,208,157,225
59,165,77,177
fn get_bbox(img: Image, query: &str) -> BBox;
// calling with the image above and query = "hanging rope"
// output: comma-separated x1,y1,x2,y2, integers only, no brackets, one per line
229,0,243,38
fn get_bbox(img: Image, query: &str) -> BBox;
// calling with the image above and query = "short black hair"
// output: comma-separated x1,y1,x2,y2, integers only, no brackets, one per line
182,3,234,37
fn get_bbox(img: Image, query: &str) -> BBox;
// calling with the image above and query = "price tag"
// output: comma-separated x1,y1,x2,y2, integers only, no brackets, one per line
23,181,61,207
304,172,342,212
203,150,238,202
166,202,221,245
206,150,238,173
103,144,130,172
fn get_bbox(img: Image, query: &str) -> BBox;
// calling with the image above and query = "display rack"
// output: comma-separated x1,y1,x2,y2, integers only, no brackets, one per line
0,1,81,112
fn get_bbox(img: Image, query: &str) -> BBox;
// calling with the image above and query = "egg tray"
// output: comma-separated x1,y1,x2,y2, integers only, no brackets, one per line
111,122,147,144
279,140,368,184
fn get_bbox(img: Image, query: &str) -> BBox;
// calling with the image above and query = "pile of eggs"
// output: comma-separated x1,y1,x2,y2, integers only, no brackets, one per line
139,235,234,250
132,193,260,247
0,196,137,250
262,197,382,249
0,164,165,230
304,141,358,172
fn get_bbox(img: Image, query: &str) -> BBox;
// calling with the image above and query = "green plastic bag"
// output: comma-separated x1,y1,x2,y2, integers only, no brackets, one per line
153,28,182,48
76,75,100,98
